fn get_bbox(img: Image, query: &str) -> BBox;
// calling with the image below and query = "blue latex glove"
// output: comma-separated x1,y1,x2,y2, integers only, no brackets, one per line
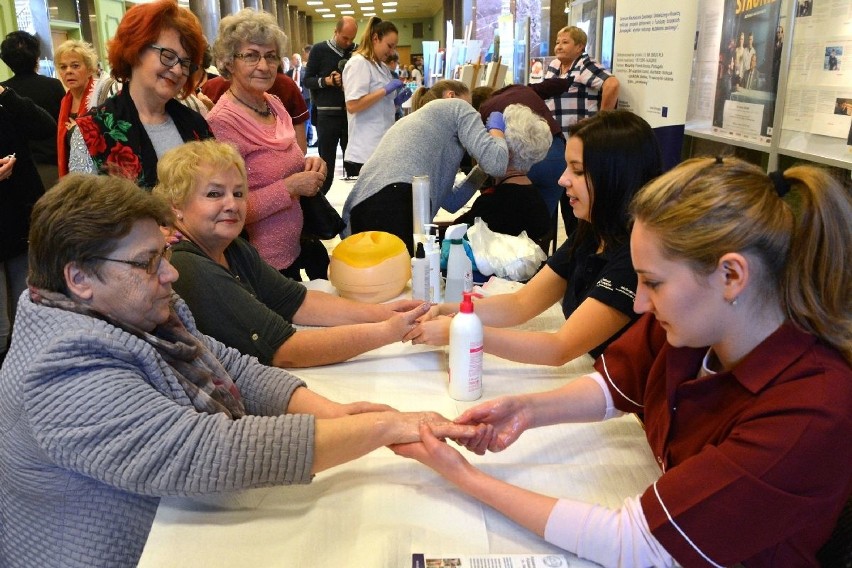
393,86,413,106
383,79,404,95
485,111,506,132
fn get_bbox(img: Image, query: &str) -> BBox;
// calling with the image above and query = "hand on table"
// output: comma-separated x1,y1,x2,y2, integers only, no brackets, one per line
388,302,431,341
388,411,491,446
391,423,476,481
0,154,16,182
384,298,425,313
454,395,532,454
405,315,452,346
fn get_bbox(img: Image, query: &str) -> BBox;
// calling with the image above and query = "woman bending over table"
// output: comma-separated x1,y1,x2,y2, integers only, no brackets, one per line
410,110,662,364
342,79,510,255
396,157,852,567
0,173,480,568
154,140,429,368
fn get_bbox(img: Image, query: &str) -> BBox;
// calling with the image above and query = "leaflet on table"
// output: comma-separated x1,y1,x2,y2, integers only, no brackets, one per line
411,553,572,568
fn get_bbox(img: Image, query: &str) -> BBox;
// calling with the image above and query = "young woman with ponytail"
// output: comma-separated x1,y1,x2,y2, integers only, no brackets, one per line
341,17,405,177
394,156,852,567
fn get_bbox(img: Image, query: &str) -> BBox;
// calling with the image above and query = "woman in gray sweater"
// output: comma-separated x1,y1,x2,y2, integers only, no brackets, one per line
342,79,509,254
0,173,480,568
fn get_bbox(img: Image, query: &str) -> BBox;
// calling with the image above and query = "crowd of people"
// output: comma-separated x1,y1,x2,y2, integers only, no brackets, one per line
0,3,850,567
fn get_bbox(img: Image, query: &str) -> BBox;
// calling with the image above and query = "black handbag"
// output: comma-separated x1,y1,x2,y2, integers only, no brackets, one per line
300,192,346,240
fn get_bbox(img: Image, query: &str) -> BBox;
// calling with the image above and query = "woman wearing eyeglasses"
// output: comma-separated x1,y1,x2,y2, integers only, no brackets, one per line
68,0,212,189
0,173,480,568
207,9,328,280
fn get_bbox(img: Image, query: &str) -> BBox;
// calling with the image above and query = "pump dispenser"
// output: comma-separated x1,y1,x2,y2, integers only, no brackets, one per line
444,223,472,304
448,292,483,401
425,224,442,303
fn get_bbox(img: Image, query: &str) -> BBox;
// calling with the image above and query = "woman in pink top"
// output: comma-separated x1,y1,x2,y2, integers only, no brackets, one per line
207,8,327,278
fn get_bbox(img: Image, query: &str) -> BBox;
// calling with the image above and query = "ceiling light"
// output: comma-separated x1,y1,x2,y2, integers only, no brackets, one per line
322,13,336,17
316,8,330,11
363,11,376,16
335,3,351,6
383,8,396,12
306,1,323,5
382,1,397,5
340,9,354,13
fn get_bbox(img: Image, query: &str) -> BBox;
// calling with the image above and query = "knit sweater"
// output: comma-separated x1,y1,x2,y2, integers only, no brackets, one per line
0,292,315,568
342,98,508,228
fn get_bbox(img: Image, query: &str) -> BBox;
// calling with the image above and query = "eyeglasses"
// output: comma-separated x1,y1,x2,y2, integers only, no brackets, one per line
233,51,282,66
93,246,173,275
149,44,198,76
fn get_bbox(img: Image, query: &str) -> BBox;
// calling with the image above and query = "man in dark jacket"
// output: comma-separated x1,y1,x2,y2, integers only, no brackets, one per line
304,16,357,193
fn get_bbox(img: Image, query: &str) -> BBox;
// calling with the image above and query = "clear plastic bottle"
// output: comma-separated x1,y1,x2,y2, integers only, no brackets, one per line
448,292,483,401
444,223,472,304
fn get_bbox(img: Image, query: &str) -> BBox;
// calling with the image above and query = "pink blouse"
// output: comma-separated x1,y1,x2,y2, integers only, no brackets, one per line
207,94,305,270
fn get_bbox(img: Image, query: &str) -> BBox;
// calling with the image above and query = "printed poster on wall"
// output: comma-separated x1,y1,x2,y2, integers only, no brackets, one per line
712,0,783,143
612,1,699,128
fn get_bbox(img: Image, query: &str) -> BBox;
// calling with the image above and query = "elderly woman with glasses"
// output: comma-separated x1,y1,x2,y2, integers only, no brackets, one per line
69,0,212,189
0,173,480,568
208,9,327,280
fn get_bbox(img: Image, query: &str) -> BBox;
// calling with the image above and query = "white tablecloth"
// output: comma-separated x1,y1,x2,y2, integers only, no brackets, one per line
139,291,660,567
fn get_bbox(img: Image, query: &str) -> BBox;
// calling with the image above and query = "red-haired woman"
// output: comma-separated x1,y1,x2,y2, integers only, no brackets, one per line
69,0,212,189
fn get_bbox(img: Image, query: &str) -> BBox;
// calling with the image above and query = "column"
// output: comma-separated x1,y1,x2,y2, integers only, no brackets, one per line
190,0,221,45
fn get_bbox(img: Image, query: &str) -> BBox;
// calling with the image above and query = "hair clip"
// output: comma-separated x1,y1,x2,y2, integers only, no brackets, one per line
768,170,791,198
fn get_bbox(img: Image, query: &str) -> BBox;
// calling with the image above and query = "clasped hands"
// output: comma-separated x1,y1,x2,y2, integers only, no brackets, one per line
391,395,532,478
286,156,328,197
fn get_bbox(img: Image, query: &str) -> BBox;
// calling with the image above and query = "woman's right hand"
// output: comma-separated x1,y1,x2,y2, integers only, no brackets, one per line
0,154,16,182
406,316,452,346
285,170,324,197
391,423,475,483
454,395,532,454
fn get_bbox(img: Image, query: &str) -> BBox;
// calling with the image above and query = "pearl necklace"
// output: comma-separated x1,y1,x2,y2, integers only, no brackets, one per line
229,89,274,117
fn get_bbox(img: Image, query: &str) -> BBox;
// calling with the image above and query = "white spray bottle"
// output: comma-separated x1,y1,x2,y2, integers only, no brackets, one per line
444,223,472,304
448,291,483,401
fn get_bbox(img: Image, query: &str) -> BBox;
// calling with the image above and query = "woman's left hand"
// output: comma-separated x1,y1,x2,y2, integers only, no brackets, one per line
391,423,476,481
0,154,15,182
304,156,327,176
286,171,325,197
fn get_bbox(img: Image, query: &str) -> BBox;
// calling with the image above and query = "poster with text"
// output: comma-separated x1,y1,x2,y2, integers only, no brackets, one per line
712,0,783,143
612,2,699,128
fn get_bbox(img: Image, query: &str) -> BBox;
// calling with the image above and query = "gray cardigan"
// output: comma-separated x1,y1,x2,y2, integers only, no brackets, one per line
341,97,508,229
0,292,315,567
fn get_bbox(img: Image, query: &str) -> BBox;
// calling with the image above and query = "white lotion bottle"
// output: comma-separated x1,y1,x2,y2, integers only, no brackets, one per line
448,292,483,401
444,223,472,304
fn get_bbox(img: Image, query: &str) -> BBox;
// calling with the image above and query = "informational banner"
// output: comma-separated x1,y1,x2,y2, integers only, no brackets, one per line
612,2,699,128
781,1,852,146
712,0,783,143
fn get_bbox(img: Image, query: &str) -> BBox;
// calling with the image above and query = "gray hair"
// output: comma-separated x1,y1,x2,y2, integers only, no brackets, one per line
503,104,551,172
213,8,287,80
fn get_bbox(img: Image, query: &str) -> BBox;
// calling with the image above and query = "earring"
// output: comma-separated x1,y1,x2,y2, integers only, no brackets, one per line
729,297,738,306
177,214,183,220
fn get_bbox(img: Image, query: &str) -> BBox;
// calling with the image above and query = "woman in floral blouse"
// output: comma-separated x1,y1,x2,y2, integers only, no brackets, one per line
69,0,212,189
